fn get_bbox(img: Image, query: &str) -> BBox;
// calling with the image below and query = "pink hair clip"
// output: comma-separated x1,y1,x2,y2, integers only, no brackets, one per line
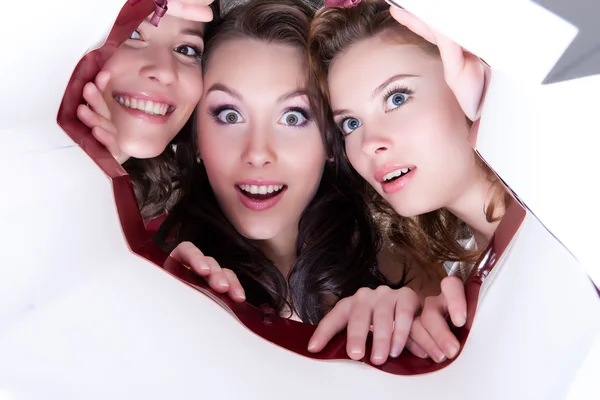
149,0,168,27
324,0,361,8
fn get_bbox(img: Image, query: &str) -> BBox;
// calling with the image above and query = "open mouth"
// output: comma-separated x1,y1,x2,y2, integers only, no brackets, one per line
238,184,285,200
382,167,414,183
236,184,287,211
113,94,175,116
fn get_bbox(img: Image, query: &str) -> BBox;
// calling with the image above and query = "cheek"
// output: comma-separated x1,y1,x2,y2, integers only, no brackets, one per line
343,137,368,176
179,68,204,106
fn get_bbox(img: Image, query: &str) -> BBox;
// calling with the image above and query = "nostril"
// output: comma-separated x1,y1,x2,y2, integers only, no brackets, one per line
149,0,168,27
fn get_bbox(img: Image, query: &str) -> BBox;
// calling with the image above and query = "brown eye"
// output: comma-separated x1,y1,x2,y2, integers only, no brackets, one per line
216,109,243,124
279,110,306,127
225,112,238,123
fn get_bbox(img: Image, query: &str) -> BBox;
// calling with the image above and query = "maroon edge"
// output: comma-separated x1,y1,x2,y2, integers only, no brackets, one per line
55,0,596,376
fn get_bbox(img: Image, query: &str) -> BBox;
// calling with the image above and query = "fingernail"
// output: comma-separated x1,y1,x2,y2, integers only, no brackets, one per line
236,290,246,300
218,279,229,288
349,347,362,356
444,341,460,359
432,349,446,363
372,353,385,363
198,264,210,272
456,311,467,327
307,341,317,351
390,345,401,358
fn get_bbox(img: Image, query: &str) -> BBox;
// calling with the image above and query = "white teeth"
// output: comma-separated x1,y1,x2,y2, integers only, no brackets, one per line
239,184,284,194
113,95,171,116
382,168,412,182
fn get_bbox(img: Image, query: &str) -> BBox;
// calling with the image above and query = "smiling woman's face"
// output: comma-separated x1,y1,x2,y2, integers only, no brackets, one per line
101,15,206,160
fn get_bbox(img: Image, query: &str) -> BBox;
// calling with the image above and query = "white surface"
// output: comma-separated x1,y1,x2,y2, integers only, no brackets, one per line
0,0,598,398
398,0,600,287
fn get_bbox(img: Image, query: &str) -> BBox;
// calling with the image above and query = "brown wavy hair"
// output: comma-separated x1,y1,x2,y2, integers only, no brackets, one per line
122,1,222,221
157,0,383,324
309,0,510,268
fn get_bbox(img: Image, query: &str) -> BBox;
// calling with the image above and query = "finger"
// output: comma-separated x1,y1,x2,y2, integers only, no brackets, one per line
390,288,420,358
95,70,110,93
170,241,207,271
90,126,127,163
167,1,214,22
410,317,446,363
405,337,429,359
437,35,485,121
389,7,437,45
77,104,113,132
307,299,352,353
203,256,230,293
345,298,374,360
222,268,245,302
421,296,460,360
370,292,396,364
441,276,467,328
82,80,111,120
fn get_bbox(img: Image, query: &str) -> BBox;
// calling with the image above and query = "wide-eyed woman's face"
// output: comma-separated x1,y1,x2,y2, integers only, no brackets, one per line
198,39,326,243
327,29,477,217
101,15,206,160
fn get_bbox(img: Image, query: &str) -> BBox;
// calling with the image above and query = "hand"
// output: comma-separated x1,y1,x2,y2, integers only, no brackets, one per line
307,286,420,365
170,241,246,302
76,71,129,164
389,7,487,121
167,0,215,22
405,276,466,363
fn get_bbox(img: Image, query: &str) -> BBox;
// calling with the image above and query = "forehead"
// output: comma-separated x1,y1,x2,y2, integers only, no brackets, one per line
328,33,439,103
142,14,206,38
205,39,307,88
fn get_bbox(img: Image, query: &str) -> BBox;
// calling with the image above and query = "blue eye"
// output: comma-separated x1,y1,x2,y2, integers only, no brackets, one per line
279,110,308,127
129,30,142,40
384,88,412,111
340,117,361,135
386,91,409,110
216,108,244,124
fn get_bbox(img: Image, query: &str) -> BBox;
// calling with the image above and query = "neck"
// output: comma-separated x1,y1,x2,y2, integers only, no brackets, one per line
257,227,298,277
446,171,505,246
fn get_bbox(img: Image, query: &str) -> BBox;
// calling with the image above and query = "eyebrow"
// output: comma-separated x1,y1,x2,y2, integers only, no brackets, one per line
372,73,418,98
180,28,205,39
206,84,243,100
332,74,419,117
206,84,308,102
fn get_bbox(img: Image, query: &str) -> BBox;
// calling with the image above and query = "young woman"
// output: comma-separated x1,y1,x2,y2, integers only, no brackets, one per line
157,0,437,365
309,0,510,362
77,0,218,220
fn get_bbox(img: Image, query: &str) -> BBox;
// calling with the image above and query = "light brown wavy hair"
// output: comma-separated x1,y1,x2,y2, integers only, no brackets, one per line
308,0,510,269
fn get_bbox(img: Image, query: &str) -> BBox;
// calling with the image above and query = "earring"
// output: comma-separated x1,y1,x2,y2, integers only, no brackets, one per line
196,156,203,164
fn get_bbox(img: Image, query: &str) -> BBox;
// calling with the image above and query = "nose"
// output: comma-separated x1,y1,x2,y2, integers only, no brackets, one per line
361,126,392,156
138,47,177,85
241,123,277,167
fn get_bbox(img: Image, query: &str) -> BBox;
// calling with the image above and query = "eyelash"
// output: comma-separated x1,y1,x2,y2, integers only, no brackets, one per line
208,106,313,127
175,42,203,64
128,30,203,64
208,104,239,125
383,85,414,109
285,107,313,128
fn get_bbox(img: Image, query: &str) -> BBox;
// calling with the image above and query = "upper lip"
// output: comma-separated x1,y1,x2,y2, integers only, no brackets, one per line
235,179,286,186
374,164,415,183
112,91,176,107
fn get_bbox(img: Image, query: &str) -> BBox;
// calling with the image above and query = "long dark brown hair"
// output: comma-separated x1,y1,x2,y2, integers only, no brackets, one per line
123,1,222,221
309,0,509,267
156,0,382,324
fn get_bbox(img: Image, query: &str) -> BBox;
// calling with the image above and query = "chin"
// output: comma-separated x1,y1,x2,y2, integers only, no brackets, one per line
237,225,279,241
